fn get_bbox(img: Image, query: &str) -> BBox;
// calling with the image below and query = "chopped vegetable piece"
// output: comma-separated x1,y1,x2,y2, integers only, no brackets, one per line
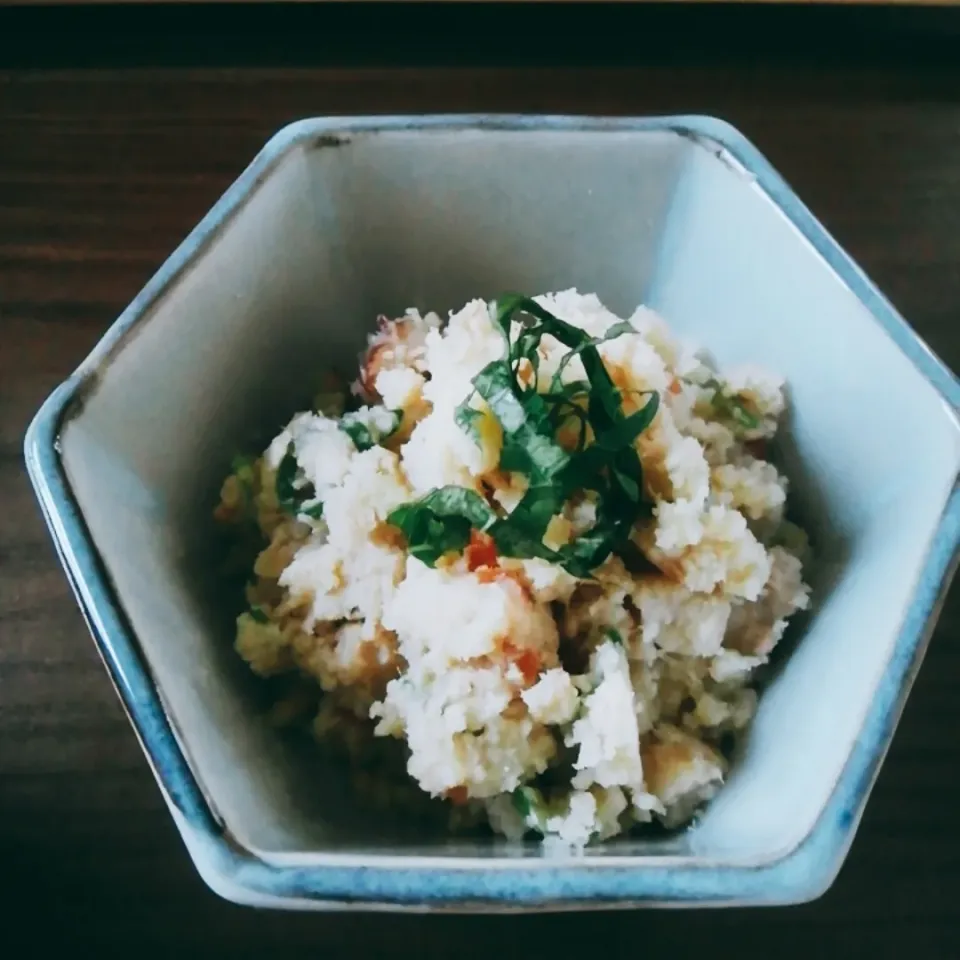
249,605,270,624
695,376,761,431
275,441,324,519
464,529,499,571
339,406,403,451
605,627,624,646
454,403,485,445
549,319,634,391
386,486,497,567
511,785,546,835
414,296,664,576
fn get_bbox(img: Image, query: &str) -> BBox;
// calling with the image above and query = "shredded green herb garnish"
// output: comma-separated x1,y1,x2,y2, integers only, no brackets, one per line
696,377,760,431
511,786,548,836
386,486,496,566
392,294,662,577
454,404,485,445
274,443,301,507
275,441,324,519
549,320,635,392
512,786,533,818
605,627,624,646
249,605,270,624
230,454,256,482
338,407,403,452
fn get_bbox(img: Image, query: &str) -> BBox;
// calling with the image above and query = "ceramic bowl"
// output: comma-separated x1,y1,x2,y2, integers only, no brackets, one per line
24,115,960,911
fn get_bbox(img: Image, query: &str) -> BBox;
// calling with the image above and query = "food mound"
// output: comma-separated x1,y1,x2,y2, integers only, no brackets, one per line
215,290,810,847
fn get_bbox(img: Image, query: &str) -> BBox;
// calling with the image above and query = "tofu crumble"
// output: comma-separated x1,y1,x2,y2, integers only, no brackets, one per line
215,290,811,848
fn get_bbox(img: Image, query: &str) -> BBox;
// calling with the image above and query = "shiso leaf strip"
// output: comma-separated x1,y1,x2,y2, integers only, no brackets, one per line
339,407,403,451
275,441,324,519
386,486,497,567
390,295,661,576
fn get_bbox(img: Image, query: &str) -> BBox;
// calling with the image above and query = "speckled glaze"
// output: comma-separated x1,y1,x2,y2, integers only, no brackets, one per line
24,115,960,911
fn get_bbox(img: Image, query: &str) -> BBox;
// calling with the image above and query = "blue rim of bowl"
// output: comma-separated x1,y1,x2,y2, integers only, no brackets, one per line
23,114,960,909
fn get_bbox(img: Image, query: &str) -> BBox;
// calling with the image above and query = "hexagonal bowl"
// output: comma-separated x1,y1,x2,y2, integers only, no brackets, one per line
23,115,960,911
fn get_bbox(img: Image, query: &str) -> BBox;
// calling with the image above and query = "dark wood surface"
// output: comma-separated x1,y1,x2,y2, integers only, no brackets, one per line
2,5,960,955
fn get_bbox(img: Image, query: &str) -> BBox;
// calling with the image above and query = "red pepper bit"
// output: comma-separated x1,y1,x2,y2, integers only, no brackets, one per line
501,639,541,686
516,650,541,686
465,529,498,572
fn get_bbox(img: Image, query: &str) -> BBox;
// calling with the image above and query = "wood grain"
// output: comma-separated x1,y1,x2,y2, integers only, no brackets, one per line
6,0,960,6
5,4,960,70
2,5,960,956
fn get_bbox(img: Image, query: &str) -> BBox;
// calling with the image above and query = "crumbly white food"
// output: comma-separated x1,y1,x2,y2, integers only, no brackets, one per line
216,290,810,848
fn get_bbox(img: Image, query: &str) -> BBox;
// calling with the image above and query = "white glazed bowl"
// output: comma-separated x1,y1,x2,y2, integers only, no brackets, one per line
24,115,960,911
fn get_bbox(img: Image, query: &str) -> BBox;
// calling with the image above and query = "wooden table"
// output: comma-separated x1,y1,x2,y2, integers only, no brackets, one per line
2,4,959,955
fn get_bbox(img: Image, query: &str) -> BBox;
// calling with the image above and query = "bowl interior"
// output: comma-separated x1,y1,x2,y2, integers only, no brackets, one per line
57,123,960,866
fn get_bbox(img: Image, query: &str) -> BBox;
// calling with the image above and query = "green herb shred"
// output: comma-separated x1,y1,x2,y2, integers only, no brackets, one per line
510,785,547,835
392,294,662,577
512,786,533,818
248,605,270,625
338,407,403,452
695,376,760,431
386,486,497,567
275,441,324,519
605,627,624,646
454,402,485,445
230,454,256,484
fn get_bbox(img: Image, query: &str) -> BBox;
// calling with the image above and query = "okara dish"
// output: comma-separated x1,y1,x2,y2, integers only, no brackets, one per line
215,290,810,848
